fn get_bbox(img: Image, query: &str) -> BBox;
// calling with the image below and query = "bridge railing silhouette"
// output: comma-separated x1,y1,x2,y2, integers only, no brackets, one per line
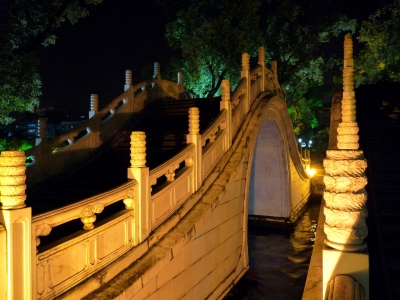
26,65,187,187
1,47,310,300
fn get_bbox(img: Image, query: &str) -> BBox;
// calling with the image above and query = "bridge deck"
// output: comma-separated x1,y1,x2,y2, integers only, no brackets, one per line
357,83,400,300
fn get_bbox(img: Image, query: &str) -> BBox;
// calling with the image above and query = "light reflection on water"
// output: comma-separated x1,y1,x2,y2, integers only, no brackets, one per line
225,195,321,300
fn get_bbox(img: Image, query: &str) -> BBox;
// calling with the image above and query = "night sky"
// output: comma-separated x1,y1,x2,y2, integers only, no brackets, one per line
38,0,393,114
39,0,170,113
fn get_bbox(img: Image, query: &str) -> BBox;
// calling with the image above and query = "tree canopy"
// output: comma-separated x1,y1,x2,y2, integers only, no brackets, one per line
262,0,356,140
355,2,400,86
0,0,102,124
156,0,262,98
157,0,356,150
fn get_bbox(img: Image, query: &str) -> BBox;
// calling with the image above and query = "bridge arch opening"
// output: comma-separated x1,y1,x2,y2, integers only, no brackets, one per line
248,118,290,219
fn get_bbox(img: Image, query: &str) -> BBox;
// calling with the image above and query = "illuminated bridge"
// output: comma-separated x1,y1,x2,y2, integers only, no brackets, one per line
1,38,379,300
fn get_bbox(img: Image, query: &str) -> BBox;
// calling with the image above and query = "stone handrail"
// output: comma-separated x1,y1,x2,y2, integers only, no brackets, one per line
201,109,229,179
231,78,247,137
201,109,227,147
30,179,138,299
31,180,138,249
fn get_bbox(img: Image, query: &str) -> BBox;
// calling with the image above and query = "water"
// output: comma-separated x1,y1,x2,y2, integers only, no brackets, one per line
225,195,321,300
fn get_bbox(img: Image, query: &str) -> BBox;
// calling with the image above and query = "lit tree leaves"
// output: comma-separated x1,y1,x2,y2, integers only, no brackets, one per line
262,0,356,144
159,0,261,97
355,3,400,86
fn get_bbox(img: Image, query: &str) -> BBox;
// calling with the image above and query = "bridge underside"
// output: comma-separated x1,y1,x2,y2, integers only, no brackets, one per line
249,118,290,219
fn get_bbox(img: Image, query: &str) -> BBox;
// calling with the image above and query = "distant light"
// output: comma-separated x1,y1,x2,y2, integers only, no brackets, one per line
298,138,302,143
301,142,306,148
309,140,312,144
307,168,317,177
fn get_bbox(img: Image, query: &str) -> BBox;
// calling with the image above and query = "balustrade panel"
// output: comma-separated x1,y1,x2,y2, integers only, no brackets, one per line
35,211,133,300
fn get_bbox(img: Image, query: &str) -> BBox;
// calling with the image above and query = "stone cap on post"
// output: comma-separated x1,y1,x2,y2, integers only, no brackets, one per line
89,94,98,119
130,131,146,168
0,151,27,209
125,70,132,91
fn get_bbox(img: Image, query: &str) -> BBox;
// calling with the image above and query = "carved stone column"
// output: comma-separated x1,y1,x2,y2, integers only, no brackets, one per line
323,34,368,252
36,118,47,146
125,69,132,91
241,53,250,113
187,108,202,190
258,46,266,92
220,80,232,148
89,94,98,119
0,150,32,300
0,151,27,209
128,132,150,244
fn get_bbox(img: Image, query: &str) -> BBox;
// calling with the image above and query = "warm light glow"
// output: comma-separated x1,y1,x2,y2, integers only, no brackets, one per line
307,168,316,177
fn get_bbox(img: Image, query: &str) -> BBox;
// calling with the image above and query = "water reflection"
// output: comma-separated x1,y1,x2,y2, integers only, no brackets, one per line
225,195,321,300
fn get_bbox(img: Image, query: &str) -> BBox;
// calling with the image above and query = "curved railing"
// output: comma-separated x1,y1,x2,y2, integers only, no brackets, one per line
0,48,311,300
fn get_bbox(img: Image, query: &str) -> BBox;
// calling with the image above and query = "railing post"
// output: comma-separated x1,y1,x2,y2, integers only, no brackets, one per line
125,69,132,91
241,53,250,113
89,94,98,119
186,108,202,191
35,118,47,146
153,62,161,82
258,46,266,92
0,151,32,300
177,71,184,95
220,80,232,149
272,60,278,83
322,34,369,299
127,132,150,244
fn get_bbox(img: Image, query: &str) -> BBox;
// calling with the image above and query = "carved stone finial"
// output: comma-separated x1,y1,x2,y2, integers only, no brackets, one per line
0,151,27,209
130,132,146,167
90,94,98,113
272,61,278,79
125,70,132,86
221,79,230,103
153,62,160,79
177,72,183,86
188,107,200,135
242,53,250,72
337,34,359,150
258,47,265,66
38,118,47,139
323,34,368,252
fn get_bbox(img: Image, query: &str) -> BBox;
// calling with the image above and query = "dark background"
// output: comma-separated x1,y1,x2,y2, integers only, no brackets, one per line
38,0,393,114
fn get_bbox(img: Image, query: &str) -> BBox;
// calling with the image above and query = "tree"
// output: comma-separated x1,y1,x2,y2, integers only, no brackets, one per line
355,2,400,86
0,0,102,124
156,0,262,98
262,0,356,144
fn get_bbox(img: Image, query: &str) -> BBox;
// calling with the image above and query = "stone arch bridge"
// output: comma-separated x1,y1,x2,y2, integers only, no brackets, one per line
0,47,311,300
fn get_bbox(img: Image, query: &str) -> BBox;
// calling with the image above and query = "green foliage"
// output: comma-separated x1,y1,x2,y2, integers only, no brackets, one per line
355,3,400,86
262,0,356,148
0,0,102,125
0,137,34,151
158,0,262,98
157,0,357,154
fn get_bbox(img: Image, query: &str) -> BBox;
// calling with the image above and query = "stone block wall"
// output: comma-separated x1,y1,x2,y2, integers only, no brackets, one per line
106,135,250,300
